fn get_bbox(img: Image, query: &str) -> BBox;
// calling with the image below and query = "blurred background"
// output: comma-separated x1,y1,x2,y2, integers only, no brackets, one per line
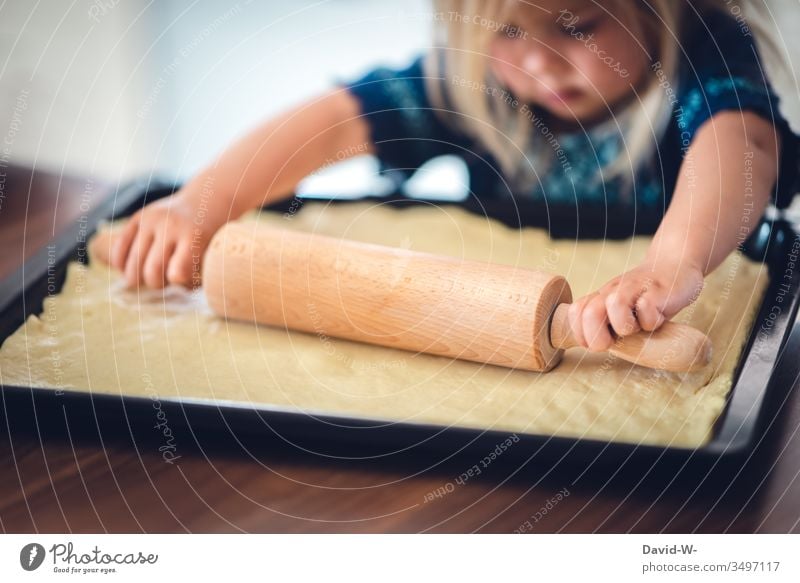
2,1,799,207
0,0,469,199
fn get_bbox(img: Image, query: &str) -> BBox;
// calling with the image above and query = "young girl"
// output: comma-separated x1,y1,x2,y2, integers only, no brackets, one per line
111,0,796,353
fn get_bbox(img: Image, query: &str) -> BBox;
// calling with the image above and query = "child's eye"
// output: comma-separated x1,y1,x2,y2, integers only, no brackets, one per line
562,19,599,36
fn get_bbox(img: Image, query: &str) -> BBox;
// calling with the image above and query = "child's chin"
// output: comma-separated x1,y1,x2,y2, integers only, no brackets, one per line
542,100,606,124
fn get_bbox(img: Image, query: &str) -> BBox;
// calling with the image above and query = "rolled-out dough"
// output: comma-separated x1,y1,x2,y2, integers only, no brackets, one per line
0,201,768,447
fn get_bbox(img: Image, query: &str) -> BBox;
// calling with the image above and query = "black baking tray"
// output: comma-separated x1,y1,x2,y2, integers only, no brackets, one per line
2,178,800,472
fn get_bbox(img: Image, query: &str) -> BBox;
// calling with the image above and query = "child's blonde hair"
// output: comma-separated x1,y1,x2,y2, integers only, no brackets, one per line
424,0,722,193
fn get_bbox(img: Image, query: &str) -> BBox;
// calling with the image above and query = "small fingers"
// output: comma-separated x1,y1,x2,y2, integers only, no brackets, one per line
111,213,141,272
635,288,667,332
568,294,614,352
605,289,642,337
124,230,154,289
142,236,175,289
581,294,614,352
167,238,200,289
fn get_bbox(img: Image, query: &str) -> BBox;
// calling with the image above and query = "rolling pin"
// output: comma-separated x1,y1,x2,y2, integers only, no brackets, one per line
90,223,712,373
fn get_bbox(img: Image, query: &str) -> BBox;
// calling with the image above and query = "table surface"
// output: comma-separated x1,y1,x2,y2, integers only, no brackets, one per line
1,165,799,534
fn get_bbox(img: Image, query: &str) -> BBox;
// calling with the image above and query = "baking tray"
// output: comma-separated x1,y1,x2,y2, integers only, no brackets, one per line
2,178,800,471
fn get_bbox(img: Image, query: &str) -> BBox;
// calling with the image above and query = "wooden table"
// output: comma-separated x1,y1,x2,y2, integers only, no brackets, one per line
1,166,799,533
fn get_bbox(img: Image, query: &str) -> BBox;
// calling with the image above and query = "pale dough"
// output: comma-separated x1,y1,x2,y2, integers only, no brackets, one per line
0,201,768,447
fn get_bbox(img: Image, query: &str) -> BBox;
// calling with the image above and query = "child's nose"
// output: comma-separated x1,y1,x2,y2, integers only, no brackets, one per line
520,46,568,77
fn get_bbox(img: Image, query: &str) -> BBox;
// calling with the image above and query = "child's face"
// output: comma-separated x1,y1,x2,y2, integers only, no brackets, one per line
488,1,651,123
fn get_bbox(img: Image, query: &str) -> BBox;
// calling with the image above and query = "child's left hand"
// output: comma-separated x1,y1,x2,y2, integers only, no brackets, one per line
566,258,705,352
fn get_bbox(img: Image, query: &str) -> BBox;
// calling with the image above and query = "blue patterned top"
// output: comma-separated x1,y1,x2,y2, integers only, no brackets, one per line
337,11,797,214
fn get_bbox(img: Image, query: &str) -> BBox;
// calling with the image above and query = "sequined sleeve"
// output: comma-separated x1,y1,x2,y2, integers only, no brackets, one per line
336,55,474,183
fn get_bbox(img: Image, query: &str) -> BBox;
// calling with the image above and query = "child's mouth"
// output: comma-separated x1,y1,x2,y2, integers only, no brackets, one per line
547,88,583,103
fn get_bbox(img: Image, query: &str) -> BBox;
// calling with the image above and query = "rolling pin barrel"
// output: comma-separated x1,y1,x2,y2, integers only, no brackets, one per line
202,223,574,372
92,221,713,373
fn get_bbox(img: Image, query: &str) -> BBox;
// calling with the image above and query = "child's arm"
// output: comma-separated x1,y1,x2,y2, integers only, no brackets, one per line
567,111,781,351
112,88,372,289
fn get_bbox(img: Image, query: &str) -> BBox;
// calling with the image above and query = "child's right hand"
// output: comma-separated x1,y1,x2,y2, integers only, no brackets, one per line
111,193,223,290
107,88,370,290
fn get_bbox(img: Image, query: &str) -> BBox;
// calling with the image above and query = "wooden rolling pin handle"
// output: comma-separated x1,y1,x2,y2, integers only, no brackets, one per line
549,303,712,373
